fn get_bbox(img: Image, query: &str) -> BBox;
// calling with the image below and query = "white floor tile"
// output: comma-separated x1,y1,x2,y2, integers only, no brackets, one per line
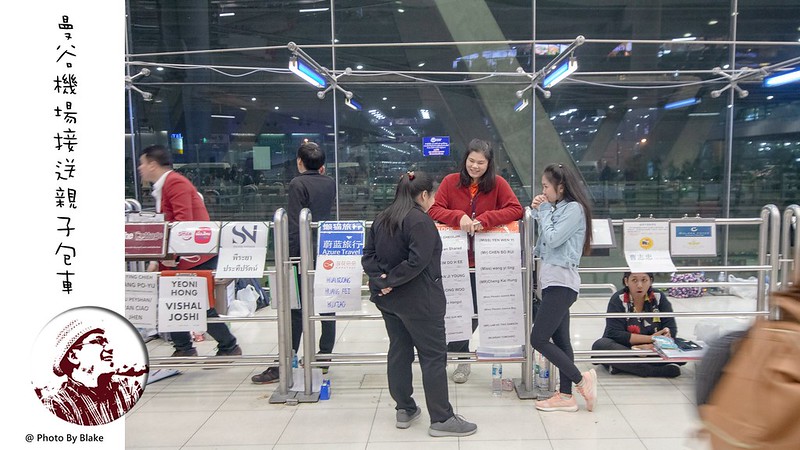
454,405,548,441
550,439,646,450
125,411,214,447
538,403,637,440
184,409,295,446
617,403,702,439
277,408,375,444
367,442,458,450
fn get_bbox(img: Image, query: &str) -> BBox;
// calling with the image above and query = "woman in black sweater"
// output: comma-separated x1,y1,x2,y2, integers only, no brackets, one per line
592,272,683,378
362,171,477,437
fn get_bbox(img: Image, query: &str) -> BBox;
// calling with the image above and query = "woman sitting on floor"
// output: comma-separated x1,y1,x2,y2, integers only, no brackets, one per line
591,272,683,378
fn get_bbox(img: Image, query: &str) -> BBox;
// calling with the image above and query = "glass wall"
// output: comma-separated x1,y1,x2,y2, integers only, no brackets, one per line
126,0,800,271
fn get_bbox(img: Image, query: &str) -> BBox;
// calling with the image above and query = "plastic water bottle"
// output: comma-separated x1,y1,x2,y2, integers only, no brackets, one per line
319,379,331,400
536,356,550,390
491,363,503,397
717,271,727,294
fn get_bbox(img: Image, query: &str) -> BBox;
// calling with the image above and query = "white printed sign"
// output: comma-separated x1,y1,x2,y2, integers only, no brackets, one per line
623,220,676,272
437,226,474,343
167,221,221,255
216,221,269,277
158,276,209,332
124,272,158,328
474,222,525,347
670,220,717,257
313,221,365,313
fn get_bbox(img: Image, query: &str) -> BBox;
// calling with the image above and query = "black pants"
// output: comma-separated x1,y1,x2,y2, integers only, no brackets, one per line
381,309,454,424
530,286,582,395
591,337,684,377
446,272,477,354
170,257,238,352
291,310,335,354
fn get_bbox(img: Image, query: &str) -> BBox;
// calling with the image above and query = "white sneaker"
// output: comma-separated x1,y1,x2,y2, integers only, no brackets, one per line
452,363,471,384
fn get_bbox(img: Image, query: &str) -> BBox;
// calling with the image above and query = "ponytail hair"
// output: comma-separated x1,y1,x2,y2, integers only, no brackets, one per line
374,171,434,236
543,163,593,255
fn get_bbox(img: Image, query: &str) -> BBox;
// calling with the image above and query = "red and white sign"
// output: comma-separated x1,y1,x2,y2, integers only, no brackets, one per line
125,223,168,258
168,221,220,255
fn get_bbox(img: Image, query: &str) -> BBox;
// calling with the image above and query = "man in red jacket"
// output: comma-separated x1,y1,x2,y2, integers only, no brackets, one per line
138,145,242,357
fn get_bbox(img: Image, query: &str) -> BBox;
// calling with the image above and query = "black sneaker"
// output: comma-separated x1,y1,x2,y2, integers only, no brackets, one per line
396,407,421,429
216,345,242,356
171,348,198,357
251,367,280,384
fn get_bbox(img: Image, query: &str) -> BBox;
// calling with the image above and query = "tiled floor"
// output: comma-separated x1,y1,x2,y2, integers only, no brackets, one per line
126,292,756,449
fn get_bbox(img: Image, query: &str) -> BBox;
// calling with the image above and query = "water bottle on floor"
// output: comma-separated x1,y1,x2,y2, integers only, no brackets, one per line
491,363,503,397
536,356,550,390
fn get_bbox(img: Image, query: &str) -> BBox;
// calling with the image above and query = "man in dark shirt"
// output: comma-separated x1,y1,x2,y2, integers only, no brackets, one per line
252,141,336,384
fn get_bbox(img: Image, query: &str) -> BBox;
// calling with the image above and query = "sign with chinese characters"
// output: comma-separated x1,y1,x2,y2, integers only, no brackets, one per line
51,15,79,295
423,136,450,156
670,220,717,257
437,225,474,343
125,223,168,259
167,221,220,255
125,272,158,328
314,221,365,313
216,222,269,278
158,273,210,332
474,222,525,348
623,220,676,272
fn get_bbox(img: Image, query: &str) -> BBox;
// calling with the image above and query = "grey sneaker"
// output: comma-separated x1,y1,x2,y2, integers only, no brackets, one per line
452,363,471,384
429,414,477,437
395,407,421,429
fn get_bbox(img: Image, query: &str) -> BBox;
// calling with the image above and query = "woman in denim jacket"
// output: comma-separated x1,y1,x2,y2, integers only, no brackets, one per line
530,163,597,413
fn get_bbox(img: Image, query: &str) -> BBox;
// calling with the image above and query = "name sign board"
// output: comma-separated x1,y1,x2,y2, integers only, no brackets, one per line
125,223,167,259
167,221,220,255
670,220,717,257
437,225,474,343
216,222,269,278
623,220,676,272
125,272,158,329
314,221,365,313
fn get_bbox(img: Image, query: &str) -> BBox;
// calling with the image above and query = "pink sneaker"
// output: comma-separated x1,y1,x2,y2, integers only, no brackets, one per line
535,392,578,412
576,368,598,411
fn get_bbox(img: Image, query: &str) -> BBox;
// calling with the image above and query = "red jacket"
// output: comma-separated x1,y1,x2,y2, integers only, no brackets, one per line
428,173,523,266
160,171,214,270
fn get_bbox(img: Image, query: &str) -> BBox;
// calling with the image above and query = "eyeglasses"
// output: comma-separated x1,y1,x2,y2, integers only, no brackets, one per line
76,336,109,348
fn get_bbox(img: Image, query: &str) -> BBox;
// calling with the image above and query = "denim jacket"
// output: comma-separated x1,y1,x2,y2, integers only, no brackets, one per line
533,200,586,269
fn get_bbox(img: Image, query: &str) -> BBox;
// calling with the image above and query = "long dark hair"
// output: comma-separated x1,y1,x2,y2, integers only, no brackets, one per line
543,163,593,255
374,171,434,236
458,138,496,193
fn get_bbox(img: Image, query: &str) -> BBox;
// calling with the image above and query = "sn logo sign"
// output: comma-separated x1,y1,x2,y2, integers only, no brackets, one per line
231,225,258,244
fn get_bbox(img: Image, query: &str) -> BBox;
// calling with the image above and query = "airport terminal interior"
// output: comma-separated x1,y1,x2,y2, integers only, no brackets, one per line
124,1,799,448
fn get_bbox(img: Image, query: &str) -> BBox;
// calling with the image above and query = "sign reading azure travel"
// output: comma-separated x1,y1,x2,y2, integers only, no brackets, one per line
423,136,450,156
314,221,365,313
216,222,269,278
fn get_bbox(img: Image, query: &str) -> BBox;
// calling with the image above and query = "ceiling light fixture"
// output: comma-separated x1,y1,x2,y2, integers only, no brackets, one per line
763,67,800,87
345,97,362,111
514,98,529,112
289,55,327,88
664,97,701,110
287,41,359,102
542,57,578,89
299,7,329,13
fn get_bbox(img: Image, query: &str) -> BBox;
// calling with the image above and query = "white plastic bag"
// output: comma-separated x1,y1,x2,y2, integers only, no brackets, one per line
728,274,758,299
228,284,258,317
